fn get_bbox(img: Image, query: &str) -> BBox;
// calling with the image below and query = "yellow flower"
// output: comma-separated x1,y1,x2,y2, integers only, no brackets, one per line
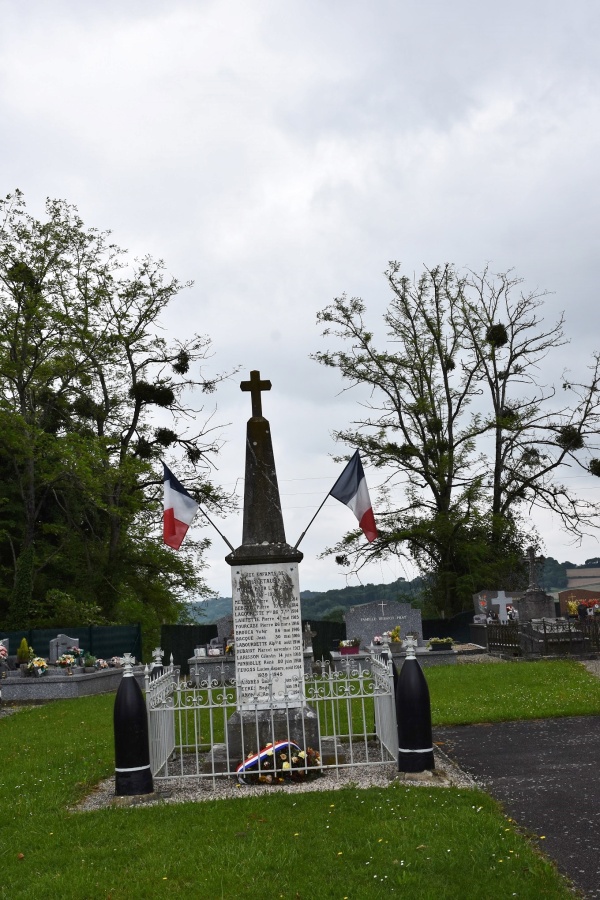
282,761,290,770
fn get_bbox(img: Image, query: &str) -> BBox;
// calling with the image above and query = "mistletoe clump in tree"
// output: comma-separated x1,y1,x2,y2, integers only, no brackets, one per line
314,263,600,616
0,190,233,641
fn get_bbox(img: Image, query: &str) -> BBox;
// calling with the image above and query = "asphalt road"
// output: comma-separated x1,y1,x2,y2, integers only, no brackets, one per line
435,716,600,899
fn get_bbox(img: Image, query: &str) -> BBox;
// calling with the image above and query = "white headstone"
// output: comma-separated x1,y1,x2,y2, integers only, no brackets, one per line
494,591,512,623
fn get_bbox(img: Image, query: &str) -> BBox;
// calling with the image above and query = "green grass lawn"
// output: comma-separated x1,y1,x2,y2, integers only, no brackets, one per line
428,657,600,725
1,658,595,898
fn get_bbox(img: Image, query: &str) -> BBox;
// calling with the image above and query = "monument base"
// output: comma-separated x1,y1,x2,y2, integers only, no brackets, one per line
515,591,555,622
226,704,320,762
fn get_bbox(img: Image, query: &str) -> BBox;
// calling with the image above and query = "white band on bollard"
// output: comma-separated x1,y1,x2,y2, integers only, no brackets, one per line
398,747,434,753
115,764,151,773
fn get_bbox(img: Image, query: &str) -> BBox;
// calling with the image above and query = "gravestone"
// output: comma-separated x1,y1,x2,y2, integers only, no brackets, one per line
345,599,424,648
216,614,234,646
515,548,555,622
472,589,523,620
49,634,79,664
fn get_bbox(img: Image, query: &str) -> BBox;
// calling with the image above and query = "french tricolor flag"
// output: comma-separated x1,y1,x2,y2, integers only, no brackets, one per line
330,450,377,542
163,463,199,550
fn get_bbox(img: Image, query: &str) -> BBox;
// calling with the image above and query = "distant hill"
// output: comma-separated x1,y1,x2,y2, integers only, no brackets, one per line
185,596,233,624
183,559,579,623
184,576,423,624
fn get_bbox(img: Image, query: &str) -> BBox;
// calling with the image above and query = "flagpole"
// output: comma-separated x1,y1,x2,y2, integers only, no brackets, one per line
197,505,235,552
292,492,331,550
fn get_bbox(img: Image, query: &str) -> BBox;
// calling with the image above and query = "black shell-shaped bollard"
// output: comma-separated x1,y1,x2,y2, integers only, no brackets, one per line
113,654,154,796
395,638,435,773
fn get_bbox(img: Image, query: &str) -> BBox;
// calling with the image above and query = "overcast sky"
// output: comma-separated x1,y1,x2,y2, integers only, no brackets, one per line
2,0,600,598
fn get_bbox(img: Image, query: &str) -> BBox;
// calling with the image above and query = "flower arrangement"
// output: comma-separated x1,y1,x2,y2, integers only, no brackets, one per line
567,598,599,615
339,637,361,648
94,658,109,669
225,639,235,655
109,656,124,667
27,656,48,676
0,644,8,663
372,635,383,645
428,637,454,649
237,740,322,785
57,653,76,668
384,625,402,643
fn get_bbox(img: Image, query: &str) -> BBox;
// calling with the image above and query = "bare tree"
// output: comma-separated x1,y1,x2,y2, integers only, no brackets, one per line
314,263,600,614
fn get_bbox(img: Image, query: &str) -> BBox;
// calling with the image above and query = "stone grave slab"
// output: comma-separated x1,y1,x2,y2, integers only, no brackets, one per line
345,600,424,648
49,633,80,664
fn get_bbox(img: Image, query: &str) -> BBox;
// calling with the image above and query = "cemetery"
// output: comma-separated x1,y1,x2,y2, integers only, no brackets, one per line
1,372,600,897
0,632,146,702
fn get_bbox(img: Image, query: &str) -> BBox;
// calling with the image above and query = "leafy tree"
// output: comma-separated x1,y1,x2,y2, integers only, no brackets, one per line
314,263,600,615
0,190,232,637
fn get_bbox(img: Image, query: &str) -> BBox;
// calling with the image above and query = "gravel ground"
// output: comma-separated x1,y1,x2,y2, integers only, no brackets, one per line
75,743,476,812
0,702,27,719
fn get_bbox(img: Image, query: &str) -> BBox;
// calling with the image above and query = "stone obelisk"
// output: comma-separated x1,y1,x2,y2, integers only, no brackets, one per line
226,371,318,755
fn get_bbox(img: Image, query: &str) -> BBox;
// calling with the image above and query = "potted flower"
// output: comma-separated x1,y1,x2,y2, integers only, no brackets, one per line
94,658,109,669
339,637,361,655
384,626,402,643
68,646,85,667
567,599,579,618
428,637,454,651
27,656,48,677
84,654,96,671
57,652,76,671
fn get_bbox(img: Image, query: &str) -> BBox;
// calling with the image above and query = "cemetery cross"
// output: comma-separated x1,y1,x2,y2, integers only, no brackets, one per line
241,370,271,417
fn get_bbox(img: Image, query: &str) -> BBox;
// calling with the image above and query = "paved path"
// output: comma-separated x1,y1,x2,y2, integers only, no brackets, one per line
435,716,600,899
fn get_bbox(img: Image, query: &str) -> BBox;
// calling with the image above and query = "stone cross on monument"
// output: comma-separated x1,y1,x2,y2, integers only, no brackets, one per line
227,369,297,554
241,370,271,417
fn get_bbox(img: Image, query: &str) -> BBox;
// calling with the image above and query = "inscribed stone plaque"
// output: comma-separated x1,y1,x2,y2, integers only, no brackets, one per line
232,562,304,710
345,600,424,647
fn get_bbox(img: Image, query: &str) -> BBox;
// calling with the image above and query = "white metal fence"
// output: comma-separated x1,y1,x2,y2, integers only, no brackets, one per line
144,653,397,782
